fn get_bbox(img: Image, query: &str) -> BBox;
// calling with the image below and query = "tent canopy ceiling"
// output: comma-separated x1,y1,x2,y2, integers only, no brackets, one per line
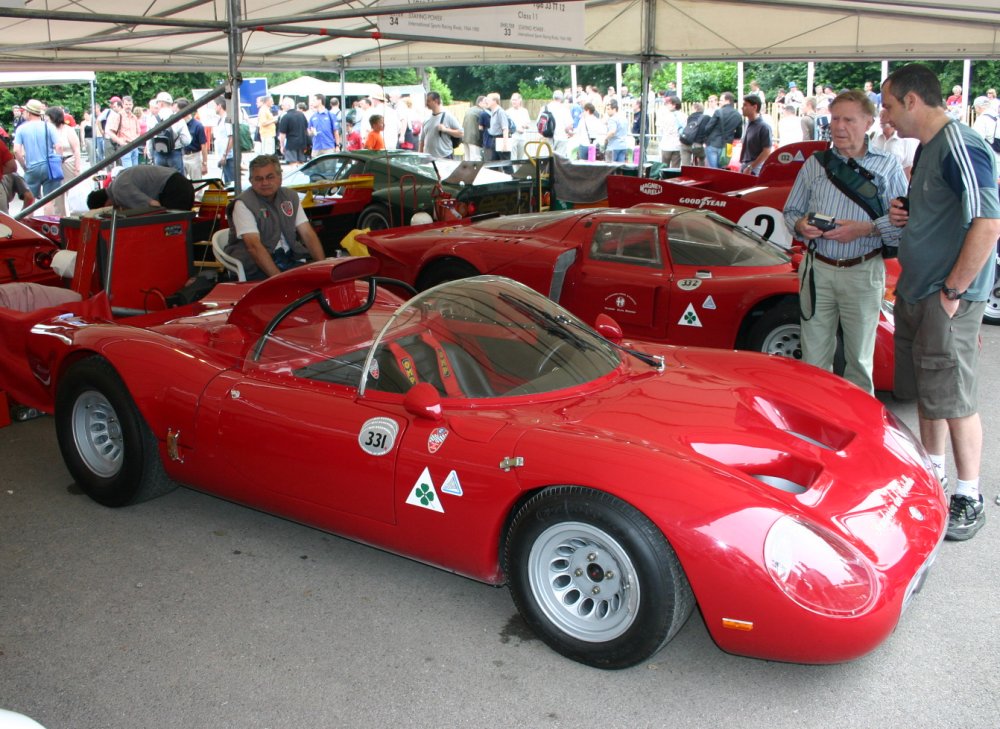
0,0,996,73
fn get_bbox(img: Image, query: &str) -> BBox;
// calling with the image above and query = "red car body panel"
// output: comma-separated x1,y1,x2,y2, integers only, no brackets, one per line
359,206,895,390
0,221,944,664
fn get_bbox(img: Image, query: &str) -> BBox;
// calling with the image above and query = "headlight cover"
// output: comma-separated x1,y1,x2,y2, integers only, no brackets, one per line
764,515,877,617
884,408,935,474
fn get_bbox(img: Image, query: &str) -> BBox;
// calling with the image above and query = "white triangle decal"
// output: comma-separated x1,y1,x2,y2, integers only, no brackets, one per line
678,302,703,327
702,295,717,310
441,469,463,496
406,466,444,512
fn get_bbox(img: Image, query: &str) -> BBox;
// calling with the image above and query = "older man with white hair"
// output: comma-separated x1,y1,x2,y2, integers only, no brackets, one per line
151,91,191,174
971,95,999,166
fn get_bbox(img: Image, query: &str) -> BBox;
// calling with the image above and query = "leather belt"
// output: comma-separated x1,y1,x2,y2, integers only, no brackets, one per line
811,248,881,268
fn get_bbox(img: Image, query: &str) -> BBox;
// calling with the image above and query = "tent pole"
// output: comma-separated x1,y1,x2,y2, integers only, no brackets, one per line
339,62,347,150
228,0,243,194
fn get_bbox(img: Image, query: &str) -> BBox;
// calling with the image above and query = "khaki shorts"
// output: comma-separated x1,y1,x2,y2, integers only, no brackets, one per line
893,295,986,419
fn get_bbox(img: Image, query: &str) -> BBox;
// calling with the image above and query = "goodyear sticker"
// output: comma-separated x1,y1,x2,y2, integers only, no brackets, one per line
441,470,463,496
406,467,444,512
677,278,702,291
678,303,702,327
427,427,448,454
358,417,399,456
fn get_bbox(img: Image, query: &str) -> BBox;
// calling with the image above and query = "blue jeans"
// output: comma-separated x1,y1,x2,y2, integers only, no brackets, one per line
24,161,61,199
154,149,184,174
120,148,140,168
221,157,234,184
608,148,628,163
705,145,723,168
95,137,106,163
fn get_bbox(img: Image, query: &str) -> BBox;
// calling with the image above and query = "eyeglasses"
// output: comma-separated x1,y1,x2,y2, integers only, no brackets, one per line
251,173,280,183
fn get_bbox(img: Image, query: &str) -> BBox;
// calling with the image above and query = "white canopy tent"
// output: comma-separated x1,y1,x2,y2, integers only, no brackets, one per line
268,77,386,99
0,0,996,74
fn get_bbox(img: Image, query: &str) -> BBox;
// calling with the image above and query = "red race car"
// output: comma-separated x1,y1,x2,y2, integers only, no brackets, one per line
0,252,944,668
357,205,897,390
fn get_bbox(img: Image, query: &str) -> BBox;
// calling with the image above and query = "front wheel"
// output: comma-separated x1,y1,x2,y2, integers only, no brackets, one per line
55,356,175,507
505,487,694,669
742,300,802,359
357,203,394,231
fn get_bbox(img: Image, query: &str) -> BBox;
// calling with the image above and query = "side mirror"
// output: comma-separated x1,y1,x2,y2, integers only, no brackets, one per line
404,382,443,421
594,313,623,343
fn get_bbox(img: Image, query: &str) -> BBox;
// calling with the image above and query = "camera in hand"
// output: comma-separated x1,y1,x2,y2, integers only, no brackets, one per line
807,212,838,232
895,196,909,212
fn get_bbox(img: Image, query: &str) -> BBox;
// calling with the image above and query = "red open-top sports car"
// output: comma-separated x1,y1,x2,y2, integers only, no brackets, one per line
357,205,897,390
0,248,944,668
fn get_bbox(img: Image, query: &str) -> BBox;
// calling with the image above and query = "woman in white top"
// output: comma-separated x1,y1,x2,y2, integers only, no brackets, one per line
574,103,605,160
658,96,685,167
45,106,81,216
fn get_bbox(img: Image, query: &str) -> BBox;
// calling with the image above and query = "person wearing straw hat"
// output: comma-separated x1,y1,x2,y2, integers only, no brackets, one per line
12,99,60,201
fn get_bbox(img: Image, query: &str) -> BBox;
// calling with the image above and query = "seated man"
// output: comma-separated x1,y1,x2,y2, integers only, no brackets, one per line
86,165,194,211
224,154,325,280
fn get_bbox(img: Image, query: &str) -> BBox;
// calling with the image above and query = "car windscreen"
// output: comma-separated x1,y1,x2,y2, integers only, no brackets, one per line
361,277,622,399
666,210,791,267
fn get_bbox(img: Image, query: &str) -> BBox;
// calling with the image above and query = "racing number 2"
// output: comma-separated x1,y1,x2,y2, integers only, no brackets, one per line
754,213,775,241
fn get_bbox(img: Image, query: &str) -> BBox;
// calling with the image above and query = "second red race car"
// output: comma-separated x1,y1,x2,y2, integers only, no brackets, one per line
357,204,897,390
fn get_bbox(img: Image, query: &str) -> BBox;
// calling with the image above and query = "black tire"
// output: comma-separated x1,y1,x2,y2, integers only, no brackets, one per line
55,356,175,507
504,487,694,669
357,204,394,231
983,250,1000,326
742,299,802,359
415,259,479,291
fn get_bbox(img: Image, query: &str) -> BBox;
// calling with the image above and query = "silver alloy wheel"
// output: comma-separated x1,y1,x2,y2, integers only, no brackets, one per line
760,322,802,359
527,521,640,642
71,390,124,478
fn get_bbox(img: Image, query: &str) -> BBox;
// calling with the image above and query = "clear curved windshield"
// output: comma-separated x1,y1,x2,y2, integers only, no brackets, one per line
667,209,790,266
361,277,622,398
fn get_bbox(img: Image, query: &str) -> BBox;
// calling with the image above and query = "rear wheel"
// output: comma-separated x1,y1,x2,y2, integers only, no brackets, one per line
55,356,175,507
415,259,479,291
505,487,694,669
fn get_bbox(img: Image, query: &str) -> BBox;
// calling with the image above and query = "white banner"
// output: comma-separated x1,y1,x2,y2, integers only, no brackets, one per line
377,1,584,50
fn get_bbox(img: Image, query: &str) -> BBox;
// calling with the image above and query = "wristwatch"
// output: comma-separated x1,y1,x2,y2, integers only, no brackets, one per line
942,286,964,300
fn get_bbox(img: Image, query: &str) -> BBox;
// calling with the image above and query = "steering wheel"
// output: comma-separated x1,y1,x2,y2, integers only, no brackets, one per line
534,340,571,377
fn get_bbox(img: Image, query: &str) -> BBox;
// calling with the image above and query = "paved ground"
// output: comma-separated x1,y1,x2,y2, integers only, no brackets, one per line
1,327,998,729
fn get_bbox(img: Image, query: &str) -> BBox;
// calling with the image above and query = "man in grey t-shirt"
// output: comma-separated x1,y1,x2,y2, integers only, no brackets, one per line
418,91,462,160
86,165,194,211
883,63,1000,542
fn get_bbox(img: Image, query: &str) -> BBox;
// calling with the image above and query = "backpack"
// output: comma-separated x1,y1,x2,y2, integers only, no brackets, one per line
238,123,254,152
151,126,175,155
679,114,703,146
537,108,556,138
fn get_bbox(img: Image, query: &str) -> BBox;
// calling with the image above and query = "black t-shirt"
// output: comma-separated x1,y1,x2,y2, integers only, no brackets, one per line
740,116,772,164
278,110,309,151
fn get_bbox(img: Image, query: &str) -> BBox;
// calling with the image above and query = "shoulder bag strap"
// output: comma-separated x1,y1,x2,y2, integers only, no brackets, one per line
814,150,883,220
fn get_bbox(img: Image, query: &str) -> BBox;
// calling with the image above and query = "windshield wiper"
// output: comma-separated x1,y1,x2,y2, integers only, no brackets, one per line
553,313,665,371
498,292,596,351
